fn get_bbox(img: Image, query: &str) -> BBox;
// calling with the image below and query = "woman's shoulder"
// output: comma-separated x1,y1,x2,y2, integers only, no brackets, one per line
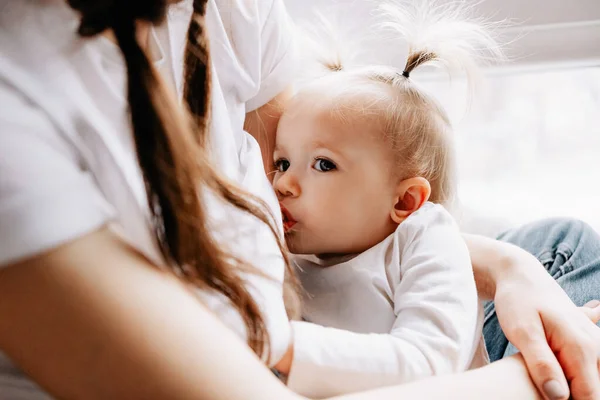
0,80,115,267
0,1,91,133
0,13,151,268
0,2,81,71
0,77,76,164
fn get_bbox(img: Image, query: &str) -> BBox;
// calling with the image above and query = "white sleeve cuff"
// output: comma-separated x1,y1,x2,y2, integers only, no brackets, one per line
287,321,343,398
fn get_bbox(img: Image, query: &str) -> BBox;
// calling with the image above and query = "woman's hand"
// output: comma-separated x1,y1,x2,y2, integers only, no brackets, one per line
493,250,600,400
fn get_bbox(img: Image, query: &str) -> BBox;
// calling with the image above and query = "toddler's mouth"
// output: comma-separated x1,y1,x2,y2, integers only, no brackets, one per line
280,205,297,233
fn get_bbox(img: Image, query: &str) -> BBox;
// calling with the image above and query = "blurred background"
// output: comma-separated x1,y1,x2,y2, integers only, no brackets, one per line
284,0,600,236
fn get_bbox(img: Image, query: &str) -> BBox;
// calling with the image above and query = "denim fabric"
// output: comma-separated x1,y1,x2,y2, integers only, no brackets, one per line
483,218,600,360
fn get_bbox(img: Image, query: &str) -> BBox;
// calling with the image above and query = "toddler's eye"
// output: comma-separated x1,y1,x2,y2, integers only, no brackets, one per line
313,158,336,172
274,159,290,172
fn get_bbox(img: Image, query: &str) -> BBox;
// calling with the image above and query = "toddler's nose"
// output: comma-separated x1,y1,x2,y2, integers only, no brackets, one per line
274,173,301,198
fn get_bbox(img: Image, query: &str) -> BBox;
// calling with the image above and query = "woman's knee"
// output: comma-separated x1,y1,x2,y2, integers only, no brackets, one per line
533,217,599,252
498,217,599,261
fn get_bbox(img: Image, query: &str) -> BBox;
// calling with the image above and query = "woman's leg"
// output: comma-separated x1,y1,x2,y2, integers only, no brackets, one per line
483,218,600,361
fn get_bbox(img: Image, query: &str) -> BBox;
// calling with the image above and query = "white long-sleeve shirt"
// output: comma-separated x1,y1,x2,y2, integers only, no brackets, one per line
287,202,489,398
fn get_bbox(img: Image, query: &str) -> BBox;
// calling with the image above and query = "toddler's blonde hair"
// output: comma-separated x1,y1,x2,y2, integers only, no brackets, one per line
299,0,505,207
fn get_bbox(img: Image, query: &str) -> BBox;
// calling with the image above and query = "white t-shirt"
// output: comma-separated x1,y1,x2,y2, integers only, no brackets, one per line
0,0,294,397
287,203,489,398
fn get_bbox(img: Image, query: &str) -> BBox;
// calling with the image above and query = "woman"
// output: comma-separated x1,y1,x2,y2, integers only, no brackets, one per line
0,1,598,399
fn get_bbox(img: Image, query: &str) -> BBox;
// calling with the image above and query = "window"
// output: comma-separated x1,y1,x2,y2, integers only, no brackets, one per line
420,66,600,233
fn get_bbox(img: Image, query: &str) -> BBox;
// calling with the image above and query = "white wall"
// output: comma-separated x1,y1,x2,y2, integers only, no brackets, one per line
284,0,600,67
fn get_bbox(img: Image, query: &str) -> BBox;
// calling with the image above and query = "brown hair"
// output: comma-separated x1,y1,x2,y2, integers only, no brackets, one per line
68,0,299,360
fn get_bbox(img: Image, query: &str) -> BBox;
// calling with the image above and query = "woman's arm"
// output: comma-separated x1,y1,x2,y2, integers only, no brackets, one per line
334,355,540,400
0,227,297,400
463,233,525,301
463,233,600,400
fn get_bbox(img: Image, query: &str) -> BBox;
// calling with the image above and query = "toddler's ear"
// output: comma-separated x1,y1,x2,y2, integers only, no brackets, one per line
390,177,431,224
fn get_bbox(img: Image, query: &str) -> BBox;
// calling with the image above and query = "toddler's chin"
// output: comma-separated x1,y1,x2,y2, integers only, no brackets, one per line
285,234,315,255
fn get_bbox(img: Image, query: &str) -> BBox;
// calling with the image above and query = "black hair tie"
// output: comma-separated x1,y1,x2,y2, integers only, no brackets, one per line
402,70,410,78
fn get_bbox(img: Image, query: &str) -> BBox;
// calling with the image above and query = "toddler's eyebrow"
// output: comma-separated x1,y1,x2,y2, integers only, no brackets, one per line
310,141,349,162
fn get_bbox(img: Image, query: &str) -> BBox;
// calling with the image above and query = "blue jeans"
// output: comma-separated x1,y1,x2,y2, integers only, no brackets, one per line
484,218,600,360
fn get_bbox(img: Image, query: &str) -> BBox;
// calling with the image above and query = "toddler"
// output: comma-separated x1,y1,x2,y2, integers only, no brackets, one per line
272,0,504,394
